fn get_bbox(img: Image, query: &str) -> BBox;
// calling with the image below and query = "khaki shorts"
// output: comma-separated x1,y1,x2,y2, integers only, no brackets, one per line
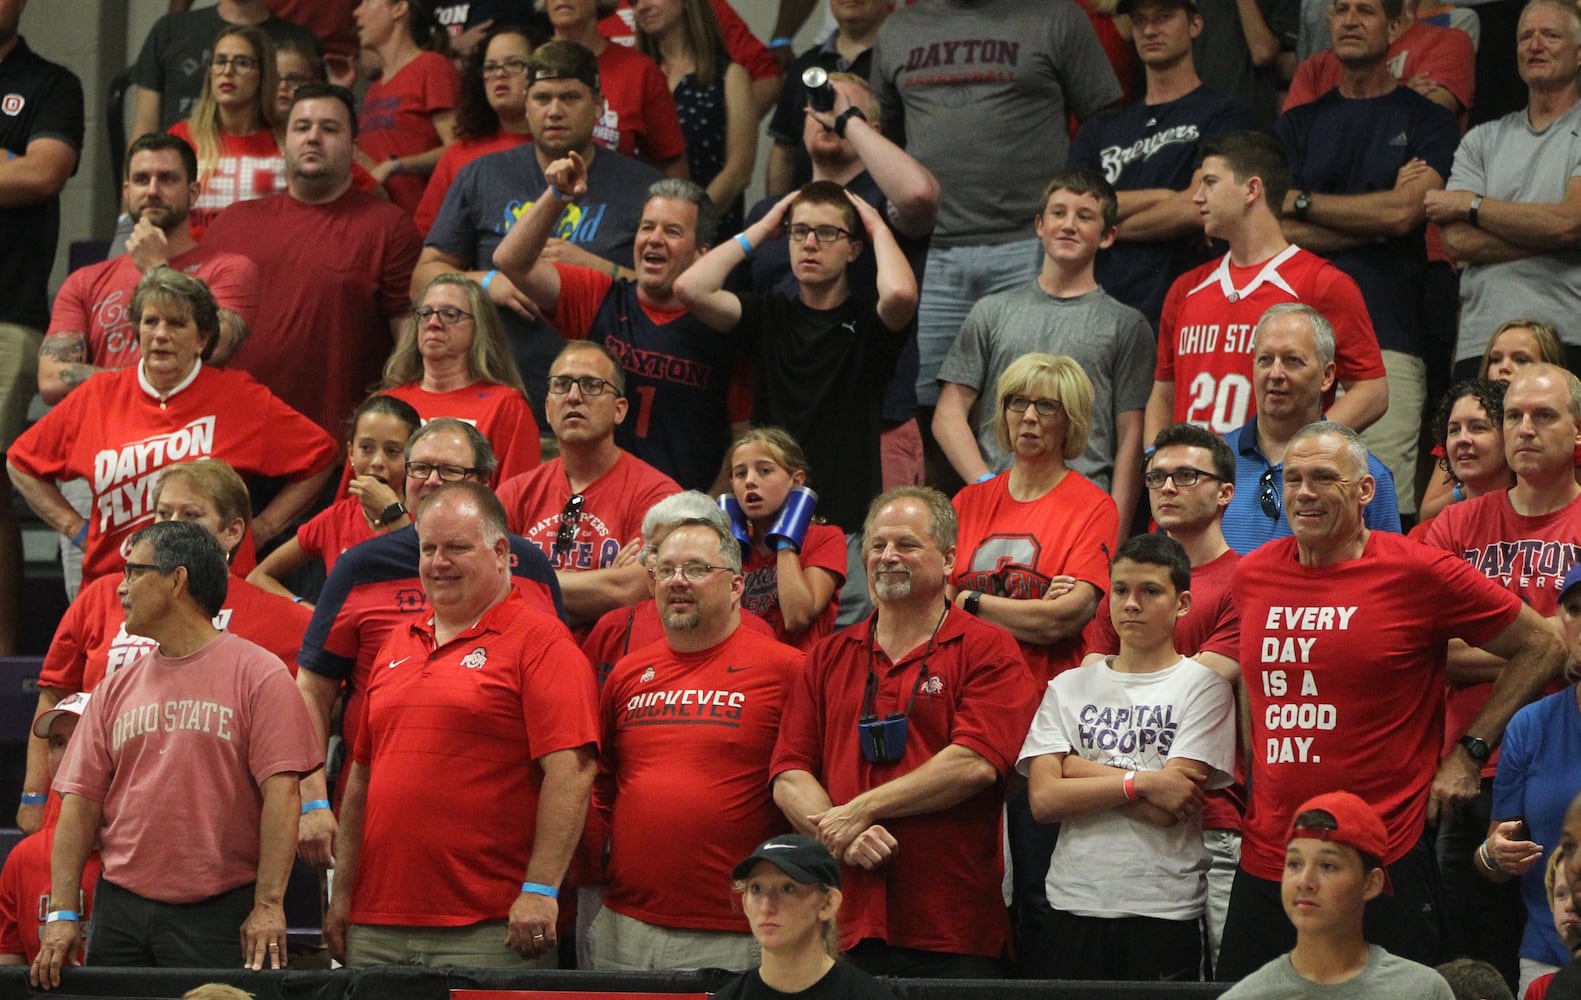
0,323,41,450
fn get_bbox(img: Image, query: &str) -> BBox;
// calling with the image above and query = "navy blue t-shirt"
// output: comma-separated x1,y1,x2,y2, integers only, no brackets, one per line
1275,86,1458,357
1068,84,1252,328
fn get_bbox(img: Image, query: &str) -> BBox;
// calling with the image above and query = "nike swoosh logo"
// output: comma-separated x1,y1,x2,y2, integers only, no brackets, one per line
725,666,747,673
388,656,411,669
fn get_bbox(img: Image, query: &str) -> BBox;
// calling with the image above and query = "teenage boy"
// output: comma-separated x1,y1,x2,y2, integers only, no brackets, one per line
933,168,1152,522
1222,791,1455,997
1018,533,1236,980
676,181,918,616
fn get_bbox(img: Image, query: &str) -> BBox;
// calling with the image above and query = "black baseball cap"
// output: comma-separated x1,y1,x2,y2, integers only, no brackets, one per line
731,834,842,889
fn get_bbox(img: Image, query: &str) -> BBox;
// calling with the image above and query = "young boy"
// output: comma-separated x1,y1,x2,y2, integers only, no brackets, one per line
1223,791,1454,997
674,180,918,542
1017,533,1235,980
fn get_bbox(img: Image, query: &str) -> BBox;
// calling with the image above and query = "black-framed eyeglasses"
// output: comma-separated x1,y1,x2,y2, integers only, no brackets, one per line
482,58,531,78
553,493,585,559
210,55,260,73
411,305,474,326
405,461,481,482
122,561,165,582
649,561,729,583
1143,467,1224,490
1004,396,1064,418
547,375,618,397
1259,468,1282,520
787,223,852,244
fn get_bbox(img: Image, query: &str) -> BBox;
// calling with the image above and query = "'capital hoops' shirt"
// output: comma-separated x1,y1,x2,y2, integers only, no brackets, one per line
1155,246,1385,433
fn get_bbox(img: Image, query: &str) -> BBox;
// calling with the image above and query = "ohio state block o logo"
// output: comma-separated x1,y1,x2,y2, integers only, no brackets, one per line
1,93,23,116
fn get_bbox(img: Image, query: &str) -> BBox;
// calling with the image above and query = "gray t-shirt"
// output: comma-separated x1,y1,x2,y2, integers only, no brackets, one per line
1447,100,1581,362
132,8,323,129
1222,945,1455,999
872,0,1122,247
935,283,1153,491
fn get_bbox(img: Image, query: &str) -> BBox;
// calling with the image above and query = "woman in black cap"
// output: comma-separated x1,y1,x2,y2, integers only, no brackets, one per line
717,834,895,999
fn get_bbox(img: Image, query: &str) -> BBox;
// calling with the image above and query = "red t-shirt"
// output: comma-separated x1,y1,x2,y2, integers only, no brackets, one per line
7,365,338,583
950,471,1119,683
497,452,680,571
39,570,311,694
770,608,1040,957
739,523,846,649
581,598,776,689
350,592,599,925
269,0,358,58
202,189,421,437
55,632,322,902
598,1,780,82
0,797,101,964
598,627,803,930
47,246,259,371
594,43,687,165
414,129,532,236
1155,246,1386,433
1232,531,1521,879
382,380,542,483
1422,490,1581,770
295,495,379,575
357,50,461,215
169,121,285,239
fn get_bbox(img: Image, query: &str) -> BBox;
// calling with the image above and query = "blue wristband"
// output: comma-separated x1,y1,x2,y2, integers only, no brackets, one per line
769,36,793,48
734,233,754,256
45,910,78,923
480,269,498,290
975,472,996,483
20,792,47,806
301,799,331,815
546,184,567,201
520,881,559,899
72,522,88,549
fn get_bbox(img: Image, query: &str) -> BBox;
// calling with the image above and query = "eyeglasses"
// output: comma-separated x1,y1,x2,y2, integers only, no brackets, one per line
787,223,852,245
650,560,729,583
482,58,531,78
553,493,585,559
547,374,618,397
405,461,481,482
122,561,165,582
1004,396,1064,418
1143,467,1224,490
412,305,474,326
210,55,260,73
1259,468,1282,520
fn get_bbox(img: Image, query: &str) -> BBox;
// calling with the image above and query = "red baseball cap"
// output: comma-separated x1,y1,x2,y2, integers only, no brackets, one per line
1288,791,1392,891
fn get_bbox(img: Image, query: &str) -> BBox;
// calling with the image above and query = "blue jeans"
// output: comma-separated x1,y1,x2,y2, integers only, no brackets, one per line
913,239,1042,407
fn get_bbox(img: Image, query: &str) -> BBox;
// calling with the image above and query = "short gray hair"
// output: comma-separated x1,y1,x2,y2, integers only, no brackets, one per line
1253,303,1336,368
1289,420,1370,479
406,417,498,480
641,490,741,572
862,486,957,553
646,178,719,249
127,520,231,618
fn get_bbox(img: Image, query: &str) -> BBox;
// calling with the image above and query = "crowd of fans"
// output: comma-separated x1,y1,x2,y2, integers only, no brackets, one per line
4,0,1581,996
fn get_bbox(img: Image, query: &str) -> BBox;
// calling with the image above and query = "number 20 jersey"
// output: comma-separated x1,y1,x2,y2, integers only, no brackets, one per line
1154,245,1385,433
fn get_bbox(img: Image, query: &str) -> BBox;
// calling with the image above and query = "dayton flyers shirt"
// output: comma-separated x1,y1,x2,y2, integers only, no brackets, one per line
1155,246,1384,433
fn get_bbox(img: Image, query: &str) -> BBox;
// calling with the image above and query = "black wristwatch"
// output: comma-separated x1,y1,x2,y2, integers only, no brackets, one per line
1458,735,1492,764
1293,190,1313,221
962,591,982,616
378,501,408,526
834,105,868,139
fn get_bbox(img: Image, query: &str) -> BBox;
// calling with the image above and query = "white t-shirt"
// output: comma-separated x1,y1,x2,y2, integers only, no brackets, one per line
1017,655,1236,920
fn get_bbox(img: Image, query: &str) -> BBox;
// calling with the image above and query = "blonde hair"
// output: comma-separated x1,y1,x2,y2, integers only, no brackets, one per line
993,353,1094,461
1480,319,1565,379
187,26,281,183
153,459,253,558
727,426,812,481
181,985,255,1000
383,273,528,393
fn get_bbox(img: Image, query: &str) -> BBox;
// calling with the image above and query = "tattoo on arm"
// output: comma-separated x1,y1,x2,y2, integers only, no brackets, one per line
59,365,98,390
214,309,249,362
39,333,87,364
